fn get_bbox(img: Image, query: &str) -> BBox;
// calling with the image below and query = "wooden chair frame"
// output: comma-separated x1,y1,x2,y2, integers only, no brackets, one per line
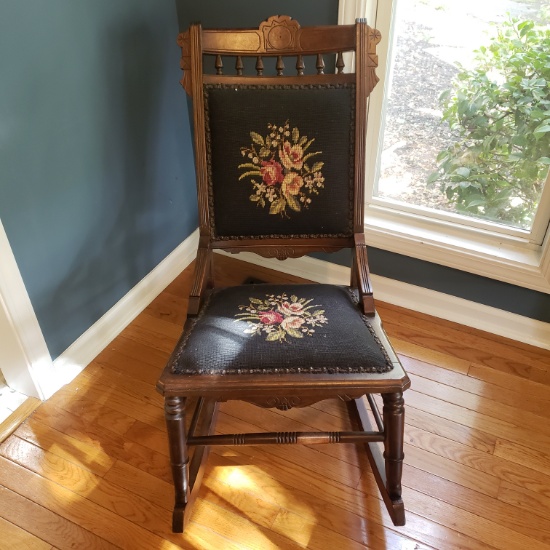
157,15,410,533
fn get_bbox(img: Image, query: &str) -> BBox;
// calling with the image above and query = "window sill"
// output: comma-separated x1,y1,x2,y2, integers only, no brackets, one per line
364,204,550,294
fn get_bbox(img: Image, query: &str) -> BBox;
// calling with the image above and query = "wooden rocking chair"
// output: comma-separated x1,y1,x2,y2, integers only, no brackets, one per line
157,15,410,533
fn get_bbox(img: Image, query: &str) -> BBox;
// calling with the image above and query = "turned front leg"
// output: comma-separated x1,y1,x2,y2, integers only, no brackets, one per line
165,396,189,532
382,392,405,501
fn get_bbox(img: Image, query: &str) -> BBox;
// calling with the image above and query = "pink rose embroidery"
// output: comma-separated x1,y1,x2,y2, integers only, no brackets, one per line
282,173,303,197
278,301,304,316
259,310,283,325
281,316,305,331
280,141,304,171
235,293,328,342
239,121,324,217
260,160,284,186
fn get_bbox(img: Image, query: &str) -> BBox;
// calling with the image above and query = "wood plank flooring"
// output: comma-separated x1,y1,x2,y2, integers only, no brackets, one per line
1,254,550,549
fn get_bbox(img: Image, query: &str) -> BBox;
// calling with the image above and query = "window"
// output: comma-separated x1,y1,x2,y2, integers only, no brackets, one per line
339,0,550,292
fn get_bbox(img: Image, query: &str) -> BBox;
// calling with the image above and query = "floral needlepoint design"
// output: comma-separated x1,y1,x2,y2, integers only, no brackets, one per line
238,121,325,217
235,293,328,342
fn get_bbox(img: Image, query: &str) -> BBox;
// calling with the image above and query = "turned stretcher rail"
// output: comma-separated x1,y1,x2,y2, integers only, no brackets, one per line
187,430,385,446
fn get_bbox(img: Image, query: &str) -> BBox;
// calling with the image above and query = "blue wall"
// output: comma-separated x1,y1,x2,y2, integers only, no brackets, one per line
365,248,550,322
0,1,197,358
175,0,338,29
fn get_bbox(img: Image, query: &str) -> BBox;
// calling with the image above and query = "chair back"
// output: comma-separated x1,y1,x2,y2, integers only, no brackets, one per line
178,15,381,259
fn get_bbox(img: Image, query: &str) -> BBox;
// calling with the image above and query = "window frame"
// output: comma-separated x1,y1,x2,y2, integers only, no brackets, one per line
339,0,550,293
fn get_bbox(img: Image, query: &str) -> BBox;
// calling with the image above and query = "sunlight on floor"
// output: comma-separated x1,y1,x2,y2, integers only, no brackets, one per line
48,440,108,472
221,466,257,491
215,461,314,517
210,463,315,547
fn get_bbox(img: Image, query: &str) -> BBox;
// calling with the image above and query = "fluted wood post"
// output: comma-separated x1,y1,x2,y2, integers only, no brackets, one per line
382,392,405,500
165,396,188,532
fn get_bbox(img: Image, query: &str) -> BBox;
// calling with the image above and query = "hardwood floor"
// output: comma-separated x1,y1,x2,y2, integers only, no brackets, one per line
1,254,550,549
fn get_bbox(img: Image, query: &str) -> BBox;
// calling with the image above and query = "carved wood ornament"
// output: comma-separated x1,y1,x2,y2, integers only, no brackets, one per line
247,391,370,410
366,27,382,99
177,15,381,96
223,246,345,261
176,30,192,96
260,15,301,51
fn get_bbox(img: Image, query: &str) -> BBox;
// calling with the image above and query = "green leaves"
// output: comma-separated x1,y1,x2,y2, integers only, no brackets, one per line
238,170,261,181
250,132,264,146
269,198,286,215
302,138,315,152
454,167,471,178
534,120,550,137
433,18,550,229
302,151,320,164
285,328,303,339
427,171,440,185
286,194,301,212
518,20,535,37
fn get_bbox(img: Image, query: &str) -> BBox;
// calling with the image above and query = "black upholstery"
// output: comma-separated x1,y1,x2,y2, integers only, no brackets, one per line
170,284,393,375
205,84,356,238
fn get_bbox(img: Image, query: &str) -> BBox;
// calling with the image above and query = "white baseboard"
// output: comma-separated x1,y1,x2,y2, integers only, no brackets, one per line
216,250,550,351
52,229,200,394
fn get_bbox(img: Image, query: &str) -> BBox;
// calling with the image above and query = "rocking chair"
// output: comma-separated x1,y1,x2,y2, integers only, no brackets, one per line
157,15,410,533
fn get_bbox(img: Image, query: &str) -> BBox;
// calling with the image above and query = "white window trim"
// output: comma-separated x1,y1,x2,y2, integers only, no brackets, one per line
339,0,550,293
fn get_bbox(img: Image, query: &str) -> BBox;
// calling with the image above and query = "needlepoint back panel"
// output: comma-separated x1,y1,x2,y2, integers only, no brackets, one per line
205,84,355,239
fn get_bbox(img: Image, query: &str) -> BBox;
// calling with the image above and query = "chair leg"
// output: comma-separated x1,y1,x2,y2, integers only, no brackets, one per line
382,392,405,503
164,396,189,533
347,396,406,525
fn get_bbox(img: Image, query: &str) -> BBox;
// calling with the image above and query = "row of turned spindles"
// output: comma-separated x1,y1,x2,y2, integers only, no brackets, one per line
214,52,346,76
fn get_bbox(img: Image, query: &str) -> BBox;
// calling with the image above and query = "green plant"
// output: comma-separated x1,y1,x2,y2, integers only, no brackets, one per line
429,18,550,228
